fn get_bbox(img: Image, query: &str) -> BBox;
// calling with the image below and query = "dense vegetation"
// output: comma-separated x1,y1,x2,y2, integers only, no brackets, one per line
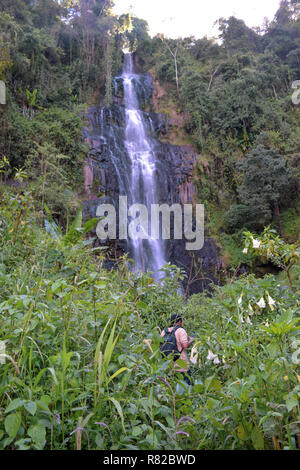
0,0,128,223
135,0,300,267
0,187,299,450
0,0,299,451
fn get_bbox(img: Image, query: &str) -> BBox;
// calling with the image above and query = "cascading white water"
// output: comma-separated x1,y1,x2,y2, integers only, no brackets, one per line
122,54,166,278
85,54,218,294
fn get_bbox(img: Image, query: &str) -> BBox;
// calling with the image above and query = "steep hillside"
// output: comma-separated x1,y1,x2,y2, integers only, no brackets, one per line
134,9,300,271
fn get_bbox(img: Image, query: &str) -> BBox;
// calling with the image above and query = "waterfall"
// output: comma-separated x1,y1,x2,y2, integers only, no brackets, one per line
84,53,220,295
122,53,166,279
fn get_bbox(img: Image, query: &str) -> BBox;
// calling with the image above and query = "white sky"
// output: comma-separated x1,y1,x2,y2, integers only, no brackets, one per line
113,0,281,39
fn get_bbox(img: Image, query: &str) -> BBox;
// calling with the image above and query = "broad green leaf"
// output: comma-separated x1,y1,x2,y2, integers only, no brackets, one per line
132,426,143,437
251,428,264,450
28,424,46,446
136,301,148,310
5,398,25,413
205,375,222,392
153,420,172,437
44,219,60,241
94,281,106,290
2,437,14,448
44,203,62,239
206,397,220,410
237,423,247,441
286,396,299,412
5,413,22,438
15,438,31,450
81,412,94,429
98,320,119,387
37,399,50,413
94,318,112,389
24,401,37,416
175,359,188,369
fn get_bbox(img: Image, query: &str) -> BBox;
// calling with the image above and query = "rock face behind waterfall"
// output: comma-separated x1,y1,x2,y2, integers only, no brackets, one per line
83,55,221,295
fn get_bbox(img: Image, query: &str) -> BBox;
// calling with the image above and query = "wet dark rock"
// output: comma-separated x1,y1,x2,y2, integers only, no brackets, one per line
167,237,220,296
147,112,170,137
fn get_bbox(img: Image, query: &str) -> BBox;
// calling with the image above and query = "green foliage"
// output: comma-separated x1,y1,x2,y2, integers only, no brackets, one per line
218,16,262,53
0,1,299,452
184,271,300,450
224,204,259,233
0,190,299,450
237,145,295,209
25,142,70,209
124,16,149,52
225,145,297,232
0,0,122,172
179,54,294,153
281,205,300,242
0,0,132,229
220,231,253,268
135,2,300,245
243,227,300,290
44,203,98,246
0,102,87,223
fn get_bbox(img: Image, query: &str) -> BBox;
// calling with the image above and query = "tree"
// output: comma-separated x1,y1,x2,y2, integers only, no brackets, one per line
189,37,221,62
273,0,300,25
158,35,181,99
31,0,65,28
264,1,300,60
124,16,149,51
218,16,261,54
275,0,293,25
236,145,297,236
0,0,33,24
25,142,76,221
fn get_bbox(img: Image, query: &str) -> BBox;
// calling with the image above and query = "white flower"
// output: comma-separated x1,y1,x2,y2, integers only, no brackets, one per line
265,322,269,327
239,315,244,324
267,294,275,310
238,295,243,306
252,238,261,249
248,303,254,316
257,297,266,308
246,316,252,325
242,248,248,254
190,346,198,365
206,350,220,365
206,350,215,361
